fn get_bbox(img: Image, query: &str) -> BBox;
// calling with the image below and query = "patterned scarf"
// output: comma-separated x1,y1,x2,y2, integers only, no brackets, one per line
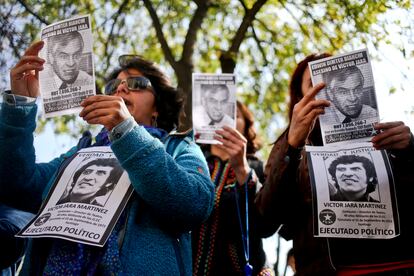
43,125,168,275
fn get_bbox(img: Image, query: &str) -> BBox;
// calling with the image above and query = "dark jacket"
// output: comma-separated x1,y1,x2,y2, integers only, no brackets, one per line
192,153,266,276
0,204,34,276
255,127,414,275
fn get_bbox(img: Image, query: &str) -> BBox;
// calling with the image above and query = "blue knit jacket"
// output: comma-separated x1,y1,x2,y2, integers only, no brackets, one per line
0,102,215,275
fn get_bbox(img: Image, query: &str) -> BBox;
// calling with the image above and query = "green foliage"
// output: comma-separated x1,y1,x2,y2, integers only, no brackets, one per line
1,0,412,151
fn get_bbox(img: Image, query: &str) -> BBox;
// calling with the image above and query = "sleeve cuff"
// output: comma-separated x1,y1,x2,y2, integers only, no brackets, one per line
2,90,37,106
109,116,136,141
284,144,303,163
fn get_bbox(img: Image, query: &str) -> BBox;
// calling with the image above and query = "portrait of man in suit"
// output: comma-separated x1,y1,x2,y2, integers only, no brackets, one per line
45,31,93,90
323,66,377,124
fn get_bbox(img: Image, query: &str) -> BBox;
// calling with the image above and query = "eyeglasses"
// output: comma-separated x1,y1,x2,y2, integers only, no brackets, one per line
104,76,154,95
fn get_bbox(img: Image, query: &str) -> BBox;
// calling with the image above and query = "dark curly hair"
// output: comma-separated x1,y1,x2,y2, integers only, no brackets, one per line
328,155,378,194
237,101,261,155
288,53,331,121
72,158,123,196
106,57,183,132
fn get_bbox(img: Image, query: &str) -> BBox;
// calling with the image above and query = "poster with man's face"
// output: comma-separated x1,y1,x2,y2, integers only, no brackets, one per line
39,15,96,118
192,73,237,144
308,49,380,145
306,142,399,239
17,147,133,247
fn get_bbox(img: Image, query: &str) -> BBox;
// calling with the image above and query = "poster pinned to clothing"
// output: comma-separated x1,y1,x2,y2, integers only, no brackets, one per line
192,73,237,144
308,49,380,145
17,147,133,247
39,14,96,118
306,142,399,239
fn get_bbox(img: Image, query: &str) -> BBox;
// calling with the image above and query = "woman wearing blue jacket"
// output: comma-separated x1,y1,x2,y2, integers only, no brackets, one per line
0,41,214,275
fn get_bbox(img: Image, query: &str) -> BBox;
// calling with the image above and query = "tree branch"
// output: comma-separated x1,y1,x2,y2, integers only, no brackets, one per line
102,0,130,71
180,0,212,66
220,0,268,72
290,1,337,50
230,0,267,53
16,0,49,25
250,24,269,67
1,6,28,59
280,2,310,39
142,0,177,69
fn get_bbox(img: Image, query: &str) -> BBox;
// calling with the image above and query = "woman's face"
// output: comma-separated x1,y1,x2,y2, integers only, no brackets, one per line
301,67,313,96
236,106,246,136
113,68,157,126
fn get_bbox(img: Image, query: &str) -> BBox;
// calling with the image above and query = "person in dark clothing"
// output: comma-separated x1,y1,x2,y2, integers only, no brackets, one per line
0,203,34,276
193,101,271,276
255,53,414,275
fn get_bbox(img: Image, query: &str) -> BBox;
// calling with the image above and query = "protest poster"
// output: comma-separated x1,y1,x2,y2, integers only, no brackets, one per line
192,73,236,144
17,147,133,247
306,142,399,239
308,49,380,145
39,15,95,118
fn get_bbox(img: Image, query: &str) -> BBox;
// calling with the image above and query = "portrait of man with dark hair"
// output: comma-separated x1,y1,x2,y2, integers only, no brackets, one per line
57,158,123,207
43,31,93,90
328,155,379,202
323,66,378,124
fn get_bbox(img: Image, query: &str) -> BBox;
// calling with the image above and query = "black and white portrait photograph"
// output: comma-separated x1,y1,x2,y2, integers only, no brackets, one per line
322,65,378,125
192,73,236,144
57,158,124,207
326,154,379,202
306,142,399,239
308,49,380,145
17,147,134,247
44,30,94,91
39,15,96,117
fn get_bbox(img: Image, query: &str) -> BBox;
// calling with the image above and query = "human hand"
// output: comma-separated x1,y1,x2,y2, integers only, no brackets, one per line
215,126,251,184
288,83,330,148
80,95,132,130
372,121,412,150
10,41,45,98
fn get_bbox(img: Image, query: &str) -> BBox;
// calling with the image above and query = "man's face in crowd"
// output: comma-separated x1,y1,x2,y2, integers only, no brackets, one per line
205,88,229,123
71,165,113,200
330,72,364,117
335,162,368,197
51,37,83,83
